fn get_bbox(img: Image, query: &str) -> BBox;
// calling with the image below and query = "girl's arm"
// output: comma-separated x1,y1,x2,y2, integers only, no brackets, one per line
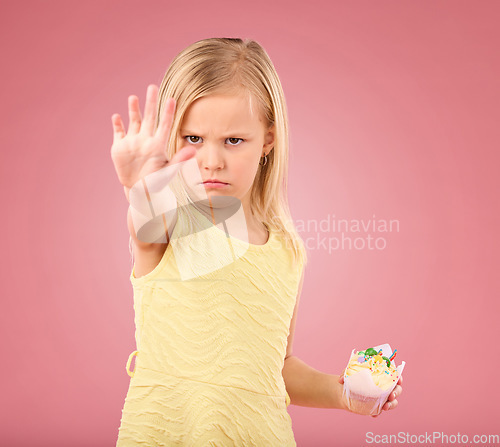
282,355,347,409
281,271,346,409
281,272,403,413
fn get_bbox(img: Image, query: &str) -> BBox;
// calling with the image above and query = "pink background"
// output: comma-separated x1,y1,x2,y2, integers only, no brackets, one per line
1,1,498,445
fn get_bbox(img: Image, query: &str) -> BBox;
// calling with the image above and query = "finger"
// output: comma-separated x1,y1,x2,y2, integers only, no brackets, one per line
393,385,403,398
156,97,176,146
398,375,403,385
169,145,197,166
142,84,158,136
387,386,401,403
111,114,126,143
383,398,398,411
128,95,142,134
338,369,346,384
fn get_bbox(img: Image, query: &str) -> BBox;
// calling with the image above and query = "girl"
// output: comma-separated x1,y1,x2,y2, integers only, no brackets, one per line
111,37,402,446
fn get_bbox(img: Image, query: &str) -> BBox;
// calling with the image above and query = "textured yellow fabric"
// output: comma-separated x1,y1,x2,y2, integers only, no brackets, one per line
116,207,303,446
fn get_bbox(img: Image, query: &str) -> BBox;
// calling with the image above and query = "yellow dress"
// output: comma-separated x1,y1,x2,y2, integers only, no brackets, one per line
116,207,303,446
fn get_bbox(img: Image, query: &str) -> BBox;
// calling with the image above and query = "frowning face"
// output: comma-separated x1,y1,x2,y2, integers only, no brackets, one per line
176,91,274,217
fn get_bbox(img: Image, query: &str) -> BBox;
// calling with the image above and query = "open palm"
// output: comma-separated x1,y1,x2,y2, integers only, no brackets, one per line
110,84,196,193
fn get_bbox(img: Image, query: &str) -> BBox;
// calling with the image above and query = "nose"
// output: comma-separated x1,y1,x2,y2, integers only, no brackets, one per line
199,143,224,171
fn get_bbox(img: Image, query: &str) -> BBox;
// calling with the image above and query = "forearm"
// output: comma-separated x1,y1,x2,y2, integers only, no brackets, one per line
282,355,346,410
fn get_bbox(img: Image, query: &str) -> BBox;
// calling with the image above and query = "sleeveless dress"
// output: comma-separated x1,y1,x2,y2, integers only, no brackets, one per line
116,206,303,446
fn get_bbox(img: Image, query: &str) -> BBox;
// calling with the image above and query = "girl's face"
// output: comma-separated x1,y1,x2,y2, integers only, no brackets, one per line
177,92,274,218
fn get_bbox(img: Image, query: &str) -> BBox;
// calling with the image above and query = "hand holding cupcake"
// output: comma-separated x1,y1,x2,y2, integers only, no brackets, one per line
339,343,405,416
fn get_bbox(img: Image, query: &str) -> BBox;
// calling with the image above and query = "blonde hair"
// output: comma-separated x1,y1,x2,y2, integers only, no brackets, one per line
154,37,308,270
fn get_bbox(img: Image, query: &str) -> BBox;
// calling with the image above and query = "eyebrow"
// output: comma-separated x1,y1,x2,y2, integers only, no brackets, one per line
180,129,252,137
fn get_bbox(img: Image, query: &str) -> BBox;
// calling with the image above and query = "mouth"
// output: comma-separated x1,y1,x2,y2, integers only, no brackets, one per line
200,180,229,185
200,180,230,189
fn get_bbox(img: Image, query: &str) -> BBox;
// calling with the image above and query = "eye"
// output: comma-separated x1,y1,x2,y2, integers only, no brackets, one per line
185,135,202,144
226,138,244,146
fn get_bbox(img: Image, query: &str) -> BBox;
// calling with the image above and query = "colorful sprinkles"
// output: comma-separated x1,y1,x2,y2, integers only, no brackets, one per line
356,346,398,369
389,349,397,362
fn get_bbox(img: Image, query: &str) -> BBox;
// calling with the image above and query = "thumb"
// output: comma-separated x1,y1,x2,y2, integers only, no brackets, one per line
144,146,197,194
169,145,197,166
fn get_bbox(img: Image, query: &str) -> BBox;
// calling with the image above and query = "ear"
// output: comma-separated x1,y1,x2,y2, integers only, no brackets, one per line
263,124,275,155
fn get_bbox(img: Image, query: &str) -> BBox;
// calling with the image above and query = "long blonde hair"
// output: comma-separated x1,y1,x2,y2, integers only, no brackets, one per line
154,37,307,270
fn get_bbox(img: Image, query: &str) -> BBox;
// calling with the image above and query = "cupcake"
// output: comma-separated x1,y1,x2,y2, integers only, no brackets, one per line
342,343,405,416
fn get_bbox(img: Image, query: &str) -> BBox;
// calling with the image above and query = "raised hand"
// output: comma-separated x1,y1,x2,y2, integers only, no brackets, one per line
110,84,196,199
